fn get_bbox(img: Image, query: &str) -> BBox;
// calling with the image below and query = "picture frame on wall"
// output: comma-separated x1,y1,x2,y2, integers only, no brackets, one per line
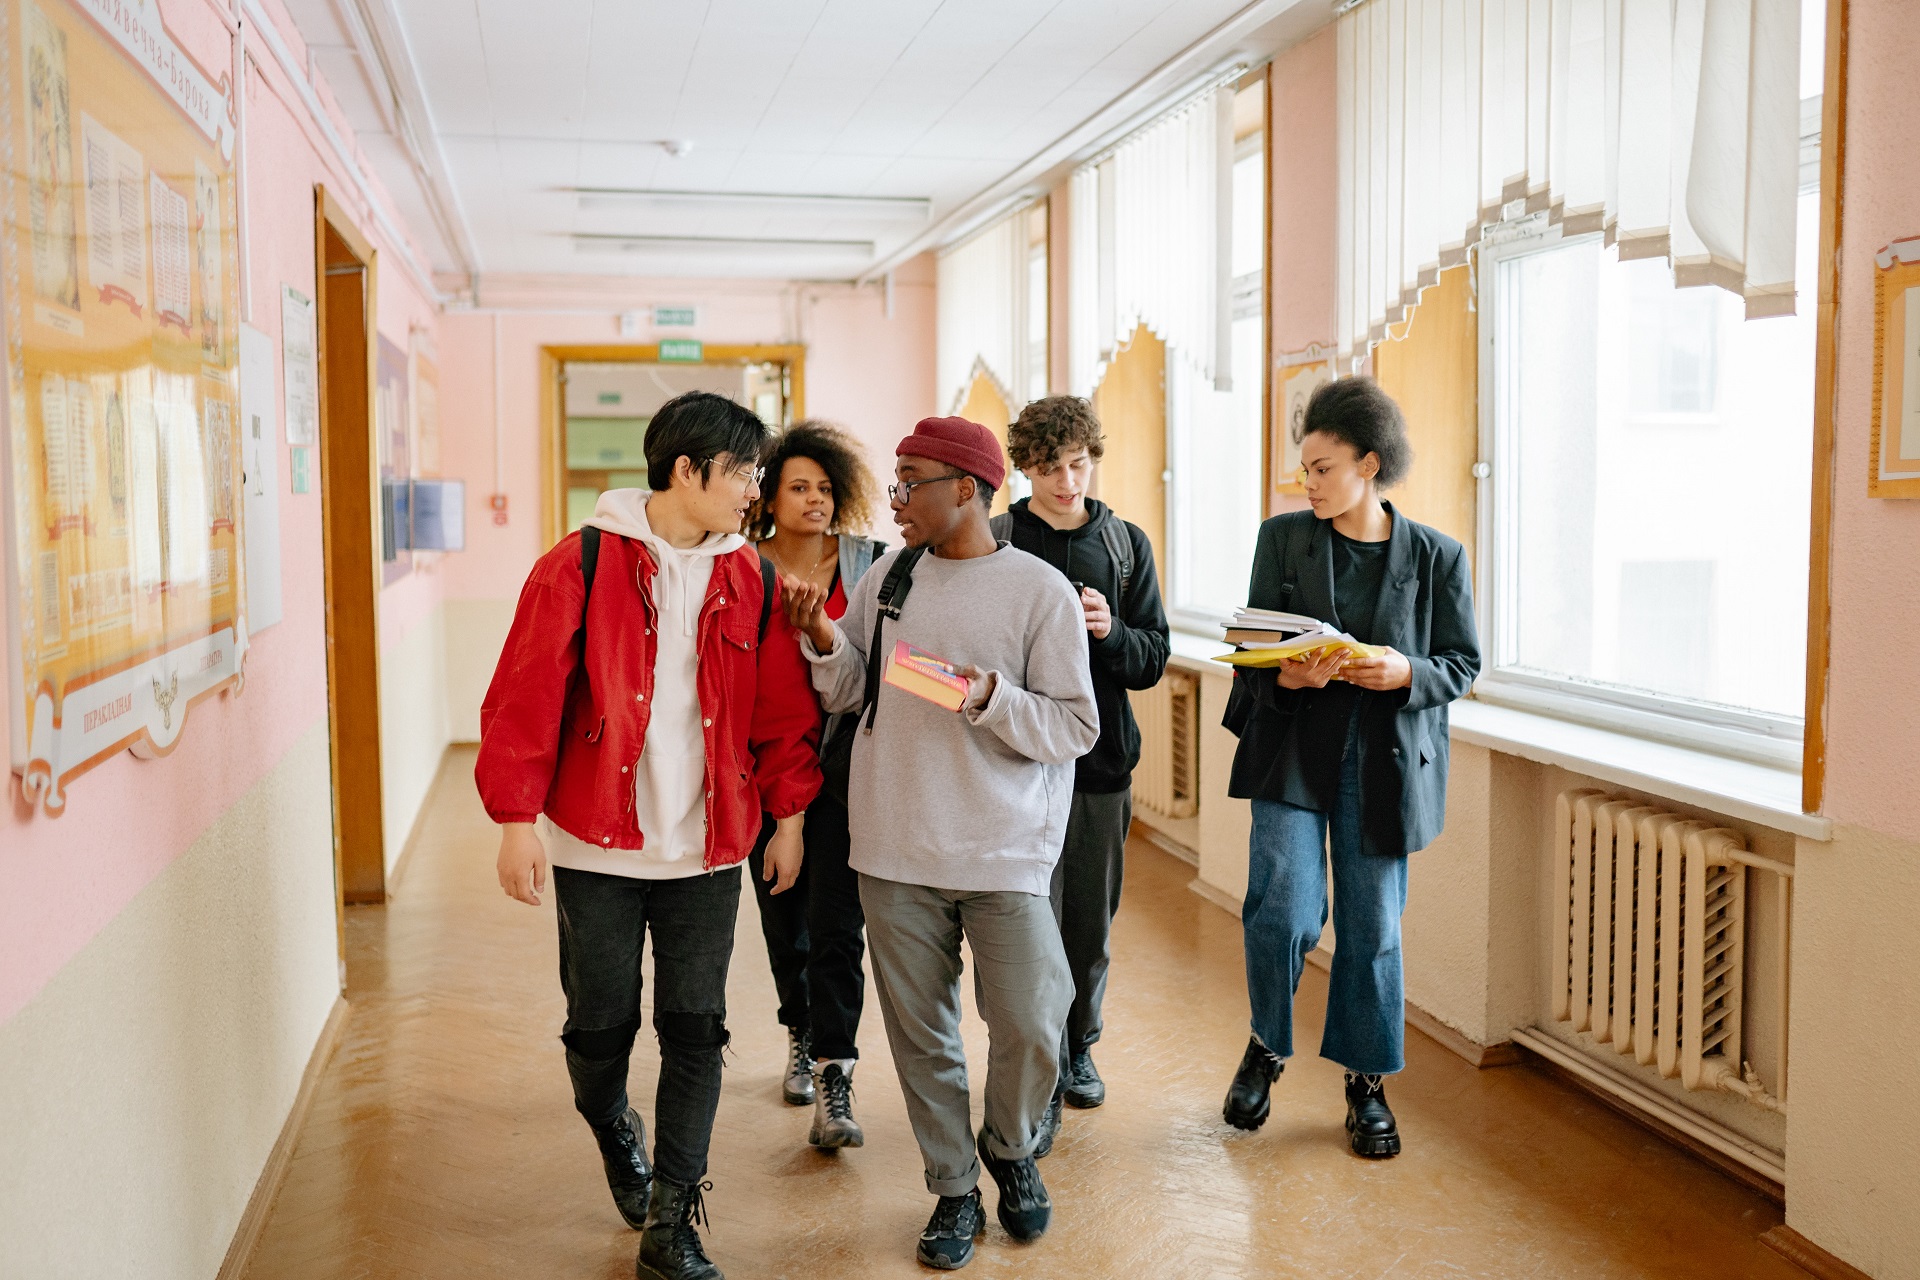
1273,353,1334,499
1869,235,1920,499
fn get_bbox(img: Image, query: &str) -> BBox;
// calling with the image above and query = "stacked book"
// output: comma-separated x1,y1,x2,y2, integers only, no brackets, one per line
1211,607,1386,668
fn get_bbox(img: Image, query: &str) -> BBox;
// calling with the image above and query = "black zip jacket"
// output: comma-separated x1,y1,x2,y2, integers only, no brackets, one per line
1004,498,1170,793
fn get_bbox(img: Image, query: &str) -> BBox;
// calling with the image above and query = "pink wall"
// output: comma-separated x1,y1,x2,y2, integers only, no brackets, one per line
438,256,936,606
0,0,441,1024
1819,0,1920,842
1270,28,1338,358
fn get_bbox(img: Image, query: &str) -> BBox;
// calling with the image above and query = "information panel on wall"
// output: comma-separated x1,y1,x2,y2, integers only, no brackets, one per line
2,0,244,815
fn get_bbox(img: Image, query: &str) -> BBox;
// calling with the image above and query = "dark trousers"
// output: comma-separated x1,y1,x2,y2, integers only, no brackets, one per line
1049,789,1131,1073
746,799,867,1060
554,863,741,1186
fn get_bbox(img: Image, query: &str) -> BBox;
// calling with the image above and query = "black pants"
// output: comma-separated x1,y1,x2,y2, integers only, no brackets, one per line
746,798,867,1060
554,863,741,1186
1049,789,1131,1072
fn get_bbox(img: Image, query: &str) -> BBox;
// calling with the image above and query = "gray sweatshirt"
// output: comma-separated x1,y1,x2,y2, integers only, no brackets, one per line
803,544,1100,895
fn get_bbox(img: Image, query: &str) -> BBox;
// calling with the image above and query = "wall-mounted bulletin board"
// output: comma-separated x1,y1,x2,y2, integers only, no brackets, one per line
1870,236,1920,498
1272,351,1333,505
2,0,244,815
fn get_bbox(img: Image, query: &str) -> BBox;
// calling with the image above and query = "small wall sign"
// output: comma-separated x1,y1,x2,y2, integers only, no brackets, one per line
659,338,704,363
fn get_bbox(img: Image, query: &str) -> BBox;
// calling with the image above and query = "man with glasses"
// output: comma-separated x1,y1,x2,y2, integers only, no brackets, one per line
782,416,1098,1270
478,391,821,1280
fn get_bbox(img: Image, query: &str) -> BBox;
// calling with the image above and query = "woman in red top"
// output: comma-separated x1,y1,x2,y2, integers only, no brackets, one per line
746,421,886,1152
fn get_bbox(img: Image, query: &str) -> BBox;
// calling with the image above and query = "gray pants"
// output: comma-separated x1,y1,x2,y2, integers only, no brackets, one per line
860,874,1073,1197
1049,790,1131,1071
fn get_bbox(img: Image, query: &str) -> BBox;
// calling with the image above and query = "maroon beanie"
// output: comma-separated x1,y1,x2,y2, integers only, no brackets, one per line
895,416,1007,491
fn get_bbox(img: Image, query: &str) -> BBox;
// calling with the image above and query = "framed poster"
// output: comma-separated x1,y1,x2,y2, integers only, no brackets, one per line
1869,236,1920,499
376,332,409,582
2,0,243,815
1274,354,1334,498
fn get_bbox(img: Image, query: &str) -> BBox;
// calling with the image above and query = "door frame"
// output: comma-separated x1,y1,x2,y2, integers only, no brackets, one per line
314,185,386,947
538,343,805,548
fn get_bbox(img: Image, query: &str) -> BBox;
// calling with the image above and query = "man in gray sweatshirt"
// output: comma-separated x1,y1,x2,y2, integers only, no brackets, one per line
783,416,1098,1271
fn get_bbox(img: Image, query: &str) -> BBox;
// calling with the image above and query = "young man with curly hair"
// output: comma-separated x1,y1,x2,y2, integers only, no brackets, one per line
996,395,1170,1143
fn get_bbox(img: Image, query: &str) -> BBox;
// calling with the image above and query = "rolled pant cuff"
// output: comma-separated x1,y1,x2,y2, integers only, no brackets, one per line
924,1158,980,1198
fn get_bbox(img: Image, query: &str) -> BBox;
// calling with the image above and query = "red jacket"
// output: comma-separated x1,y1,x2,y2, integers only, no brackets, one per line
474,529,822,869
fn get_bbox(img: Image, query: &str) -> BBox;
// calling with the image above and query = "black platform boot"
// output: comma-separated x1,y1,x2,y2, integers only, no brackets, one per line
635,1175,722,1280
1222,1037,1284,1131
1344,1071,1402,1158
591,1107,654,1229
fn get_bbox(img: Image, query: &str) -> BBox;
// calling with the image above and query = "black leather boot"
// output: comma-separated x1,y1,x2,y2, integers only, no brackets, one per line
1344,1071,1402,1158
1223,1037,1284,1131
591,1107,653,1229
635,1175,722,1280
1032,1088,1064,1159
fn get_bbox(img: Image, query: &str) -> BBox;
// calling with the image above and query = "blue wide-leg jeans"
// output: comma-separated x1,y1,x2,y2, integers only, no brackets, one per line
1241,715,1410,1075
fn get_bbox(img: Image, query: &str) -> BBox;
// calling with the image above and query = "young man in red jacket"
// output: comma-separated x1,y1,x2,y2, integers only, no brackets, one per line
475,392,822,1280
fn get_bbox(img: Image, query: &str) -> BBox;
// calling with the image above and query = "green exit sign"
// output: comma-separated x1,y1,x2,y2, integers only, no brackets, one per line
653,306,698,327
658,338,703,363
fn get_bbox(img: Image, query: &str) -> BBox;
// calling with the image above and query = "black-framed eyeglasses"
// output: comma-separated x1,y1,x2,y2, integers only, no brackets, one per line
887,474,963,504
703,457,767,487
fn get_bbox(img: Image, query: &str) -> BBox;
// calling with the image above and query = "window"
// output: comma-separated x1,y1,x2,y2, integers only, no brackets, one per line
1167,79,1266,625
1478,188,1819,762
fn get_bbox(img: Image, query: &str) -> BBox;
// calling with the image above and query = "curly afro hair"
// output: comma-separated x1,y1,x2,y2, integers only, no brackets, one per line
1302,377,1414,488
748,419,879,539
1007,395,1105,472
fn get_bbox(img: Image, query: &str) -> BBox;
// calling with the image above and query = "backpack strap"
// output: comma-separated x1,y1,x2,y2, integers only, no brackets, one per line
576,524,602,665
758,555,776,644
860,547,927,735
1099,518,1134,611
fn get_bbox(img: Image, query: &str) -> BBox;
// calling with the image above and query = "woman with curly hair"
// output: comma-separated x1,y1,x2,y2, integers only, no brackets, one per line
744,419,887,1153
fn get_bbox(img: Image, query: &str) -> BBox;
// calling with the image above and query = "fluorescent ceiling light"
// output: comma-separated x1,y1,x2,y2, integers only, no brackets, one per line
573,188,930,223
571,232,876,258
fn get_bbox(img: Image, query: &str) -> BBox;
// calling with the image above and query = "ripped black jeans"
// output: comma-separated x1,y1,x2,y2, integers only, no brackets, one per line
554,863,741,1186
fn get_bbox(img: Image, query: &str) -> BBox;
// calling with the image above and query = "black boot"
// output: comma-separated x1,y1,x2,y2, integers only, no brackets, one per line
1061,1050,1105,1109
635,1175,722,1280
591,1107,653,1229
1344,1071,1402,1158
975,1129,1052,1242
1223,1037,1284,1131
1032,1089,1064,1159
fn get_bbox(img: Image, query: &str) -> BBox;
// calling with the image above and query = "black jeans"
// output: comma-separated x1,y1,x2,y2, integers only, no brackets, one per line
554,863,741,1186
1049,789,1131,1074
746,798,867,1060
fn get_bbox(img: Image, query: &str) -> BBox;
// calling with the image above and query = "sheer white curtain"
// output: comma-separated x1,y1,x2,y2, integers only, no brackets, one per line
936,211,1025,414
1066,85,1235,396
1336,0,1802,366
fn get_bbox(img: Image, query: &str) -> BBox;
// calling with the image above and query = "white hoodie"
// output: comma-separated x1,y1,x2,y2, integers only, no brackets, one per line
544,489,744,880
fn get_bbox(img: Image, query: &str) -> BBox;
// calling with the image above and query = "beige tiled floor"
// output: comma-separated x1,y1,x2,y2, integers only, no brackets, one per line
243,747,1803,1279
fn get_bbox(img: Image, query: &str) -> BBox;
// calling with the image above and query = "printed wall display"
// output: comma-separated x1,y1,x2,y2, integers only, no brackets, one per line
1870,236,1920,499
376,332,408,581
2,0,244,815
1273,354,1332,500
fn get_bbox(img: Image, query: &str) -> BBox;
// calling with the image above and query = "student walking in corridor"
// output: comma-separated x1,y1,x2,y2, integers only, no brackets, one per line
475,392,822,1280
783,416,1098,1270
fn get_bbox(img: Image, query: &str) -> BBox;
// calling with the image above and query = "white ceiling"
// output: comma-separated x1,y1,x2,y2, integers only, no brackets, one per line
279,0,1326,288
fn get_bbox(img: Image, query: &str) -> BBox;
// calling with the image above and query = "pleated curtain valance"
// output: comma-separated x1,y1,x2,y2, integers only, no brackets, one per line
936,210,1025,415
1335,0,1803,367
1068,85,1235,398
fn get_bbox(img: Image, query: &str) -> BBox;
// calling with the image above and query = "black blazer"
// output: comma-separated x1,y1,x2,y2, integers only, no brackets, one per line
1224,503,1480,857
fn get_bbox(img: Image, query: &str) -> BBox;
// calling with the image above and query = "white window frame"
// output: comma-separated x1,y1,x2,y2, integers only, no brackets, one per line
1473,219,1806,770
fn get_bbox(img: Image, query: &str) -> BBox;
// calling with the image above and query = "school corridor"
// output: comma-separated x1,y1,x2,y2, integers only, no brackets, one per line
234,748,1797,1280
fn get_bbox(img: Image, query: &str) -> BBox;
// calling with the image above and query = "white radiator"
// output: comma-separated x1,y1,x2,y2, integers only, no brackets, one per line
1550,789,1790,1112
1131,671,1199,820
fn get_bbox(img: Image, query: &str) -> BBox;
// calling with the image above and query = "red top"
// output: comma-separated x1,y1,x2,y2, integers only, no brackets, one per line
825,571,848,621
474,530,823,869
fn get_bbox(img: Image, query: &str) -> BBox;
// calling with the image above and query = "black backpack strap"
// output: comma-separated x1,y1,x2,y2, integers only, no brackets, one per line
577,524,602,662
860,547,926,734
1099,518,1134,611
758,555,776,644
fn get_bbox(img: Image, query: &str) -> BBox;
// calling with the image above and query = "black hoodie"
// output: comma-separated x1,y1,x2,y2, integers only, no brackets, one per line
1003,498,1170,793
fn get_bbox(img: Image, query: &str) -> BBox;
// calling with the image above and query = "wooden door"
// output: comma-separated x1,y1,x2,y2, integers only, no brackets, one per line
315,187,386,916
1092,324,1168,570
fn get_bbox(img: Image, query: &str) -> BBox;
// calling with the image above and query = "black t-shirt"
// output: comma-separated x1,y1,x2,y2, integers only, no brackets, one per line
1331,527,1390,643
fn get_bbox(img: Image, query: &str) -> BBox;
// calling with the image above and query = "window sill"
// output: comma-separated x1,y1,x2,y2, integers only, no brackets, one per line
1168,628,1234,675
1449,699,1831,841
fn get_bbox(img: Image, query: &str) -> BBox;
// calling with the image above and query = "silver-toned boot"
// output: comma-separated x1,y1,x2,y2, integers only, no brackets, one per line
807,1061,864,1149
782,1028,814,1107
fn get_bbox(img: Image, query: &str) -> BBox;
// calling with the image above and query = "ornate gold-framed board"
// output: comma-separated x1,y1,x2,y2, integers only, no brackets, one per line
2,0,244,815
1869,235,1920,499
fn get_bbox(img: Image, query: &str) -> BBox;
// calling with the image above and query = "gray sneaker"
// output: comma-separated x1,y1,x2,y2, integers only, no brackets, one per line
782,1028,814,1107
808,1062,864,1149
